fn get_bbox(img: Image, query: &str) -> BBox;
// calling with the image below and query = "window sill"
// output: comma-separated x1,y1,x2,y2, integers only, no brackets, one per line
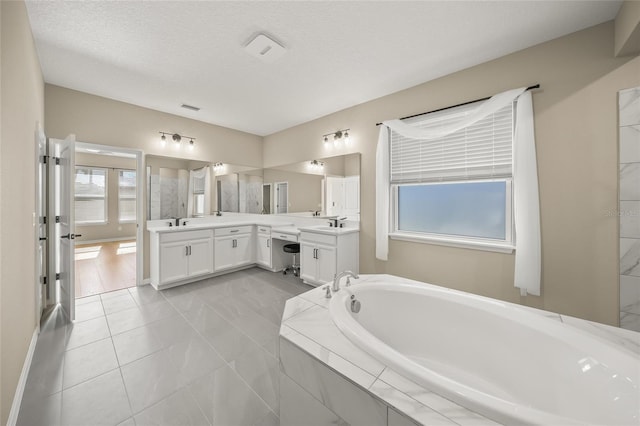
389,232,514,254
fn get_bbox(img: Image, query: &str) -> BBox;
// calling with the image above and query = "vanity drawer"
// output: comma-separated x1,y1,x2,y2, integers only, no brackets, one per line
273,232,298,242
300,231,336,246
160,229,213,243
257,226,271,234
214,225,253,237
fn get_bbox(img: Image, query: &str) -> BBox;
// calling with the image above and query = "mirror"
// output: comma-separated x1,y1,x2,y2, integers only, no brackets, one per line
146,155,212,220
214,153,360,220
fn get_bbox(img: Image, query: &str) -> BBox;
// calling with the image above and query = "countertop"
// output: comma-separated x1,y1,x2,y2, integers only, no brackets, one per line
148,218,359,236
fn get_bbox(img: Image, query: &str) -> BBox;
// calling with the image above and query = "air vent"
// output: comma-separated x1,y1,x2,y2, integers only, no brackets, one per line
244,33,286,63
181,104,200,112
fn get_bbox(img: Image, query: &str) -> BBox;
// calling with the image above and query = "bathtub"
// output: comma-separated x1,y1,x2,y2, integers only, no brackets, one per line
329,280,640,425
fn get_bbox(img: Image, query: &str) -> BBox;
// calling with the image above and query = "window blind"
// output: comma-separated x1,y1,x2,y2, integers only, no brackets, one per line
390,101,514,183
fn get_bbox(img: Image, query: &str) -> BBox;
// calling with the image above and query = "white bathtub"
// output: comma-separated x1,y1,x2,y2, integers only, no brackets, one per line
329,280,640,425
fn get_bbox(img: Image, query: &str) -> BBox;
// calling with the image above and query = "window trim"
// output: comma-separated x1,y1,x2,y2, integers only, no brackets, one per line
117,168,137,224
75,166,108,226
390,178,514,253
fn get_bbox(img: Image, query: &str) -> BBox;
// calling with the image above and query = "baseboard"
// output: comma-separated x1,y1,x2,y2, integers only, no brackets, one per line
7,327,39,426
141,278,151,285
75,236,136,245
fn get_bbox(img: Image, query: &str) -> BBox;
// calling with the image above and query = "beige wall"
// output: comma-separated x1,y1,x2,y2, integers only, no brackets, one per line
615,0,640,57
0,1,45,423
45,85,263,169
264,21,640,326
74,152,137,243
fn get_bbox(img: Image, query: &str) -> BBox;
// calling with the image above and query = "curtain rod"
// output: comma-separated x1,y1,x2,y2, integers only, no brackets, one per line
375,84,540,126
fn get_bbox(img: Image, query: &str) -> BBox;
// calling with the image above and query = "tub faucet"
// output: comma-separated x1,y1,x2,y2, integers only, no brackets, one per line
332,270,359,292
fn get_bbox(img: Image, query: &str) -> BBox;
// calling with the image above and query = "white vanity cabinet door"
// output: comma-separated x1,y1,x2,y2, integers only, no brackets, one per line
316,244,337,284
256,233,272,268
213,229,254,272
300,241,337,285
234,233,253,267
214,235,236,271
159,240,190,284
300,241,317,283
187,237,214,277
300,230,358,286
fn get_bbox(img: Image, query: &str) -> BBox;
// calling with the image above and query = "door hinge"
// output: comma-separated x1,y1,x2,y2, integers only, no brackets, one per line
41,216,47,225
55,216,61,223
55,273,61,281
54,157,60,165
41,155,48,164
41,276,47,285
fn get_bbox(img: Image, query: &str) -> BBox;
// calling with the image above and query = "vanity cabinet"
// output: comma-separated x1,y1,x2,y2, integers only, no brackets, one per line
214,226,254,272
150,229,214,289
255,226,272,268
299,230,359,286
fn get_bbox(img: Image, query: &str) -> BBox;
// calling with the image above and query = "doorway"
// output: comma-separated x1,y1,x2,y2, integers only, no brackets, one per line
46,137,144,321
275,181,288,214
73,144,142,300
262,183,272,214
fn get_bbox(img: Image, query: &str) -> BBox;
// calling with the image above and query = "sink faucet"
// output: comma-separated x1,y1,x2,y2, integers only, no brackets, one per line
332,270,359,292
171,217,181,226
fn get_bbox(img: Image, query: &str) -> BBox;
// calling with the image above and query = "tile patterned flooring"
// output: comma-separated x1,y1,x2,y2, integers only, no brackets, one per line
75,240,137,298
18,267,310,426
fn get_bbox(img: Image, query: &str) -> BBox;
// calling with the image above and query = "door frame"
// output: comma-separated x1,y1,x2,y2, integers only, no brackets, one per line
74,142,145,288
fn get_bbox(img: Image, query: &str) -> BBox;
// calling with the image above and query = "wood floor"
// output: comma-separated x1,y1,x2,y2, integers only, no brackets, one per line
75,240,136,299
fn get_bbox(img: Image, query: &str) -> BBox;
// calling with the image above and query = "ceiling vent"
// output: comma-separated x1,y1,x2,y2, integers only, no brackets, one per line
181,104,200,111
244,33,286,63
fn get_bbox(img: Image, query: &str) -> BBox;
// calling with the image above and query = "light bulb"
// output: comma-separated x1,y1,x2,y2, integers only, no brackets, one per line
160,134,166,146
343,131,350,144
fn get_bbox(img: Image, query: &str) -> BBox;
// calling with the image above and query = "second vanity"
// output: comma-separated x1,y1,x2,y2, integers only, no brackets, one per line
148,215,359,290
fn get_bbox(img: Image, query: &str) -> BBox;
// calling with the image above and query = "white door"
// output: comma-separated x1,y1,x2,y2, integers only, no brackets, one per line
276,182,288,214
159,241,189,284
256,234,271,267
188,237,214,277
234,234,253,266
300,241,316,283
35,125,48,315
316,244,337,284
343,176,360,217
214,236,235,271
50,135,76,321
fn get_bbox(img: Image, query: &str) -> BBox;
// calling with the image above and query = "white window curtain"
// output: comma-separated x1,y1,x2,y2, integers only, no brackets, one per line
187,166,211,217
376,86,541,295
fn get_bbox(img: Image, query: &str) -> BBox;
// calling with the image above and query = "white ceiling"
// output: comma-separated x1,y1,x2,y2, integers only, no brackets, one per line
25,1,621,136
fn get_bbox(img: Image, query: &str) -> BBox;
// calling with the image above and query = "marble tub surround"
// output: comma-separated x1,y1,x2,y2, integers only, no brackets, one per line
619,86,640,332
280,274,640,426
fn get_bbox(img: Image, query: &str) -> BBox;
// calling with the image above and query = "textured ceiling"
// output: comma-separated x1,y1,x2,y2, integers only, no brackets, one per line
25,1,621,136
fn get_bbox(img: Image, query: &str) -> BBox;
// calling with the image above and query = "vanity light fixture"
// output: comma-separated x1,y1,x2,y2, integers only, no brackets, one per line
323,129,351,147
309,160,324,170
159,132,196,148
213,162,224,172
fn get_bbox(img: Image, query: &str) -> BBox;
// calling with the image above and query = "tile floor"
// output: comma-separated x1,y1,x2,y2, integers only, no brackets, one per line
18,267,310,426
75,240,137,298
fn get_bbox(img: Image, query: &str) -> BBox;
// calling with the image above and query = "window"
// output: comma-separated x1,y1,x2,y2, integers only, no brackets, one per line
75,166,107,224
390,101,514,249
118,169,136,223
